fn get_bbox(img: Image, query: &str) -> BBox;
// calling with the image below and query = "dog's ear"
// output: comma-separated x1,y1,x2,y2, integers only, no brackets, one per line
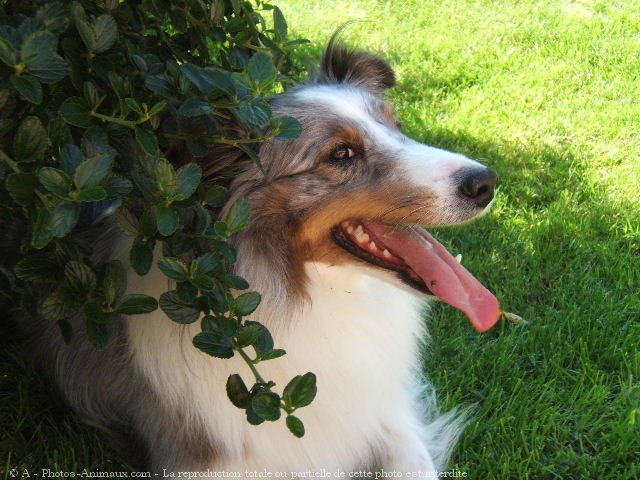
318,36,395,94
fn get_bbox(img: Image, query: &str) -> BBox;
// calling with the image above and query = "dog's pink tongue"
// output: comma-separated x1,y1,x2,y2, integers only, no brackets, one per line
363,222,500,332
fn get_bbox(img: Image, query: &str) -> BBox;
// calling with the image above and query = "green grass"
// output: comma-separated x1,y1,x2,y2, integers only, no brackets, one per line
2,0,639,478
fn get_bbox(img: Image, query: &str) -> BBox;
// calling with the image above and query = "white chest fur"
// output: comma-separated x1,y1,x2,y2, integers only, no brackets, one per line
125,260,452,474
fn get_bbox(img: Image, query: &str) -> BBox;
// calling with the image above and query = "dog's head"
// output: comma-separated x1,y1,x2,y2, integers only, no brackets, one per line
229,40,501,332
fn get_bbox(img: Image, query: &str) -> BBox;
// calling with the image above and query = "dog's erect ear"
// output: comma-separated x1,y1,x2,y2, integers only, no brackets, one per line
318,35,395,94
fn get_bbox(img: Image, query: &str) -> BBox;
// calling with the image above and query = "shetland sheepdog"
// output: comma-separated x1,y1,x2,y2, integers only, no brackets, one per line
32,38,501,475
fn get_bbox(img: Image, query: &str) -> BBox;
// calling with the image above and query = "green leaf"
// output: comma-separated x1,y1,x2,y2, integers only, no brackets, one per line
139,207,158,237
201,68,236,96
224,197,251,235
48,200,79,238
246,403,265,425
226,374,251,409
130,240,154,276
125,97,143,115
194,253,218,275
29,55,71,82
178,99,215,117
236,143,262,172
41,287,82,321
245,321,273,356
114,208,139,236
108,71,128,98
251,392,281,421
84,301,114,350
273,7,288,41
247,52,277,90
235,291,261,317
191,273,215,291
31,209,54,249
192,330,234,358
144,75,174,98
203,185,229,207
175,163,202,200
286,415,305,438
93,15,118,53
157,205,179,236
202,314,238,337
75,186,107,202
131,54,147,73
176,281,198,304
10,74,42,104
14,116,48,162
135,128,159,155
159,291,200,324
274,116,303,140
180,63,214,93
0,36,16,67
74,152,114,189
60,144,84,175
283,373,317,409
39,167,73,197
104,175,133,197
21,31,57,69
154,158,176,197
148,101,168,117
15,254,62,282
157,257,189,282
234,323,263,348
260,349,286,361
64,261,97,297
60,97,92,128
83,81,99,108
75,19,96,52
224,274,250,290
103,260,126,307
6,172,40,205
114,294,158,315
232,102,271,127
47,118,71,148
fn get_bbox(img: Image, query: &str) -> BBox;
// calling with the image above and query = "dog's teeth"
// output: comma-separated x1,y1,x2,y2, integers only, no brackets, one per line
341,221,349,228
354,225,364,236
382,249,392,259
360,233,370,242
455,254,462,263
369,241,378,251
347,226,354,234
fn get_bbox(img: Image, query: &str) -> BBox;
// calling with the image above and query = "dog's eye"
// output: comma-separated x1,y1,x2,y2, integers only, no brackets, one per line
329,145,356,162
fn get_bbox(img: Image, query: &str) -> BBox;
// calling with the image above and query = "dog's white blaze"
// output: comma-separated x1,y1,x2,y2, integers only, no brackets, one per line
295,85,484,197
124,246,464,473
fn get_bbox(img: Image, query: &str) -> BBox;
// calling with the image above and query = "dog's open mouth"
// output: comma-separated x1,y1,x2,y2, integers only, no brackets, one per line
332,220,501,332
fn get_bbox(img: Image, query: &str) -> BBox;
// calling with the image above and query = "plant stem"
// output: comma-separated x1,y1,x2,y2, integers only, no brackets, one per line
0,150,20,173
237,347,267,385
91,112,139,128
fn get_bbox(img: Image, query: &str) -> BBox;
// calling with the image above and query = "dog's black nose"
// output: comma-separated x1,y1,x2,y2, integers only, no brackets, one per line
457,167,497,208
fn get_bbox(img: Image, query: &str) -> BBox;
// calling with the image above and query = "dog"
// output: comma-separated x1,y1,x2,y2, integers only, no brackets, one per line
31,37,501,475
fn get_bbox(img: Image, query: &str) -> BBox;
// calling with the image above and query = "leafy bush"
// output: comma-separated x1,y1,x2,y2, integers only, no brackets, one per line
0,0,316,436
